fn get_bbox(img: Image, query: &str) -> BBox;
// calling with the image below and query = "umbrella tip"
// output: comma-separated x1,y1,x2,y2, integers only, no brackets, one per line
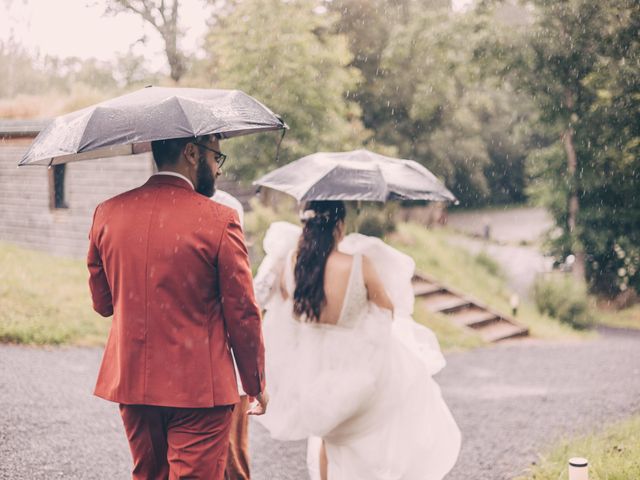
275,114,289,129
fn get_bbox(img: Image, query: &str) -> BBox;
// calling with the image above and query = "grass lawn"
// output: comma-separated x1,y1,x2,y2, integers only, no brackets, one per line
515,415,640,479
389,223,585,349
597,304,640,330
413,303,486,351
1,221,626,348
0,242,109,345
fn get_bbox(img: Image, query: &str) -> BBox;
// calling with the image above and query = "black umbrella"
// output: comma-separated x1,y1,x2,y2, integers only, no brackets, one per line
19,86,287,166
254,149,457,204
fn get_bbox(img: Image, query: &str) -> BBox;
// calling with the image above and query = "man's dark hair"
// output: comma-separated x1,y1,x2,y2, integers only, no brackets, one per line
151,135,211,169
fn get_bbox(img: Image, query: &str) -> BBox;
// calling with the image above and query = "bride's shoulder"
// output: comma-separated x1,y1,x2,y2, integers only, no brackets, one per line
332,250,354,260
327,250,355,270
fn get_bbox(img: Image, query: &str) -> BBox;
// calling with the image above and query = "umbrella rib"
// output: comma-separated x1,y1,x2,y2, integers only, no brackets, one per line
298,165,338,203
402,161,458,202
174,97,197,137
374,163,390,201
72,109,104,153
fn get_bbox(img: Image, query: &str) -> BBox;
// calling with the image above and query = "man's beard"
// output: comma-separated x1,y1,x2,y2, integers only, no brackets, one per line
195,156,215,197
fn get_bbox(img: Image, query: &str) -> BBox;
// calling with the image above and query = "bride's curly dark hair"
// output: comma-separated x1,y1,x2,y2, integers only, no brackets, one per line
293,200,347,322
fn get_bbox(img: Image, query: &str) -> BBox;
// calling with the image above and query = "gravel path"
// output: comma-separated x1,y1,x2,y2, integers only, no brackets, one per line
2,328,640,480
447,207,555,299
446,207,554,245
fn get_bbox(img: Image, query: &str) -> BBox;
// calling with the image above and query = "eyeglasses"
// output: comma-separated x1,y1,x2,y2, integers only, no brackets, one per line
195,143,227,168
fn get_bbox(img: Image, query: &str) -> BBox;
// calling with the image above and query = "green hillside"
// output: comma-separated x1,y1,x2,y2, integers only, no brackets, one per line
0,242,108,345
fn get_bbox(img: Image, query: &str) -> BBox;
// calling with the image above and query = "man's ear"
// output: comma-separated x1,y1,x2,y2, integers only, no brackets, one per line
183,142,199,166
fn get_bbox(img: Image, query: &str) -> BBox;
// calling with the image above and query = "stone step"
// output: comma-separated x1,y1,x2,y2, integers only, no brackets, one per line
421,293,472,313
477,321,529,343
447,307,499,328
412,282,444,297
412,270,529,343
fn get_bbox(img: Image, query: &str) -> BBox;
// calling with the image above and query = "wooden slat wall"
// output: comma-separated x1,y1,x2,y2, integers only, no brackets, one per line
0,139,259,259
0,141,154,258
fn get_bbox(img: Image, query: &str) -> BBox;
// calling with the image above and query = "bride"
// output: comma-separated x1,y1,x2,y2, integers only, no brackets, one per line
254,200,461,480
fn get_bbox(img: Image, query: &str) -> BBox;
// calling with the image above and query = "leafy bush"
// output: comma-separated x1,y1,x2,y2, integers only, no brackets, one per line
243,199,300,269
357,212,395,238
533,274,594,330
352,204,397,238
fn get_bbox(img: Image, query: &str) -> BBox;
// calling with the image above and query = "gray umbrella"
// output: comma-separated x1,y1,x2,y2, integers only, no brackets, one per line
19,86,287,166
254,149,457,203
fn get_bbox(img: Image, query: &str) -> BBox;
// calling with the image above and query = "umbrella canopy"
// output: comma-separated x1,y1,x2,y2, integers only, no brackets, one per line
19,86,287,166
254,149,457,203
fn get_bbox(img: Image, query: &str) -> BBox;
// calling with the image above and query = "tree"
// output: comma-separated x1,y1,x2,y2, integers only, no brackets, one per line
0,40,120,97
114,49,162,87
328,0,449,139
106,0,187,82
572,1,639,295
204,0,367,181
328,0,409,130
0,39,48,97
514,0,606,281
375,6,536,205
517,0,639,294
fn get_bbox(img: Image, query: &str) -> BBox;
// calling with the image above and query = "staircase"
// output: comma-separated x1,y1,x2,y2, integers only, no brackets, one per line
413,272,529,343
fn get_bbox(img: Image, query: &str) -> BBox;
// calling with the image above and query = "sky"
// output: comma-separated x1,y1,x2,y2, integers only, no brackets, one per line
1,0,473,72
0,0,211,72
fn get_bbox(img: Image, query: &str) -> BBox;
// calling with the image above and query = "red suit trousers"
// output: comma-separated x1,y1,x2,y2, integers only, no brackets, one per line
225,395,251,480
119,404,234,480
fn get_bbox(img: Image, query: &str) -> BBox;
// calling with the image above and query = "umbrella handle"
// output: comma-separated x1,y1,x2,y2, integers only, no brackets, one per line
275,129,286,163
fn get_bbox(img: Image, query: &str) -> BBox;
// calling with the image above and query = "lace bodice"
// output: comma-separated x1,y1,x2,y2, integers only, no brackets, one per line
284,252,368,328
337,254,368,327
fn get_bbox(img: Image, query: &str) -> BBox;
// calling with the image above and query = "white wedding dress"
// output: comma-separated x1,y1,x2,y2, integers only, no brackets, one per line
255,222,461,480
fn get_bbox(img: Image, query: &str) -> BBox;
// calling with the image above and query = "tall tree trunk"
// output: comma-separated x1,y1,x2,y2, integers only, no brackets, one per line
563,124,586,281
164,0,185,83
109,0,186,83
164,36,185,83
562,88,585,282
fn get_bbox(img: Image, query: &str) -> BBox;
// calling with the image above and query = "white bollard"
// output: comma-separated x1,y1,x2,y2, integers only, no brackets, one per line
568,457,588,480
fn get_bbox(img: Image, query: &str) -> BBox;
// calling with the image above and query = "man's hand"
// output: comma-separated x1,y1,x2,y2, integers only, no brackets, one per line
247,391,269,416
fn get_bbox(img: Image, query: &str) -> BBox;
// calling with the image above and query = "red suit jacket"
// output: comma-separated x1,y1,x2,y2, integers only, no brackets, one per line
87,175,265,408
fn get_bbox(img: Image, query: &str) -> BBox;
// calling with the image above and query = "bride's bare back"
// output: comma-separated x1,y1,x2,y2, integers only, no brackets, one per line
320,251,355,325
283,250,394,325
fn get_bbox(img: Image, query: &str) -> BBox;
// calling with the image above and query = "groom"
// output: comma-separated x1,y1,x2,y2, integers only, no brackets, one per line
87,135,267,479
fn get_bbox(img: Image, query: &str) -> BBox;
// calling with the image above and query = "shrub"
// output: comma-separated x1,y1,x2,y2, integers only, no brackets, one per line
533,274,594,330
353,204,397,238
243,198,300,269
357,213,392,238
